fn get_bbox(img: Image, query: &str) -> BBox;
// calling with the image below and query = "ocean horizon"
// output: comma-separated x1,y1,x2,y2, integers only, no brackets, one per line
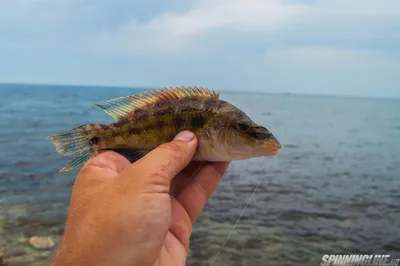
1,82,399,101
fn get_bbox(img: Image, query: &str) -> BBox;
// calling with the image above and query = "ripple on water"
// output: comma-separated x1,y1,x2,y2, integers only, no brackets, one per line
282,144,298,149
261,111,273,116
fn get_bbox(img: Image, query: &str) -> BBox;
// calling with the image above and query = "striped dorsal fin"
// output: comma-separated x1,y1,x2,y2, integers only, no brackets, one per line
95,86,219,120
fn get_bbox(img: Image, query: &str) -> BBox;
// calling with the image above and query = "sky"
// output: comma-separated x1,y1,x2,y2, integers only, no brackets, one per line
0,0,399,98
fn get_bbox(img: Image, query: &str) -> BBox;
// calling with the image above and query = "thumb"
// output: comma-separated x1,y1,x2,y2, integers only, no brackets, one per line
119,131,198,188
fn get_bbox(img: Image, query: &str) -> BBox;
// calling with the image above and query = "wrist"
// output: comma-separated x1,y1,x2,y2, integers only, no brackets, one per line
51,234,96,266
51,241,83,266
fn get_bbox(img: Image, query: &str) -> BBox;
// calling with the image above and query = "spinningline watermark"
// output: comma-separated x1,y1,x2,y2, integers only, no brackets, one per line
320,254,400,266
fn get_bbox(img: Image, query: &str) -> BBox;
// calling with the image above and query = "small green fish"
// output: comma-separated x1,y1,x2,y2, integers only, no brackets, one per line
48,86,281,172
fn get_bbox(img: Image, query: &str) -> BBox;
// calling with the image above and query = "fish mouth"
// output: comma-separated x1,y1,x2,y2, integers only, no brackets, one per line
262,136,282,155
271,135,282,150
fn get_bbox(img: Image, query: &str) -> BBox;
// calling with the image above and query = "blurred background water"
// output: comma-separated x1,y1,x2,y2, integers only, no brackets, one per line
0,83,399,265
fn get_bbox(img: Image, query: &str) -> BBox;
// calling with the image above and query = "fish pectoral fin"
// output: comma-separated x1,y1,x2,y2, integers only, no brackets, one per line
102,148,150,163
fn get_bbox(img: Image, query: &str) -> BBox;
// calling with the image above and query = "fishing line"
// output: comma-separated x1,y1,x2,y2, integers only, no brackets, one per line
209,173,267,266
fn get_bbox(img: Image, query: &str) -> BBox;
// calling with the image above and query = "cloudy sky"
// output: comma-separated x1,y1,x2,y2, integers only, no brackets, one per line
1,0,399,98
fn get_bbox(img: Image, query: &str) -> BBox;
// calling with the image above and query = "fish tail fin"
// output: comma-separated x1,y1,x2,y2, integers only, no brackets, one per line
47,125,100,172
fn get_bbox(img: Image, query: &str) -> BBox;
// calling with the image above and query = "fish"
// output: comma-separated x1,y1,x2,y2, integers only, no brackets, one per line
48,86,282,172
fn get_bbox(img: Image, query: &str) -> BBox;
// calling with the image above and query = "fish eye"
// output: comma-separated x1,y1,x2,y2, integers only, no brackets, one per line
237,121,251,132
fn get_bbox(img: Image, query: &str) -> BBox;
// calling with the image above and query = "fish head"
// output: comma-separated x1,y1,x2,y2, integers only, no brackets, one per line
209,109,282,160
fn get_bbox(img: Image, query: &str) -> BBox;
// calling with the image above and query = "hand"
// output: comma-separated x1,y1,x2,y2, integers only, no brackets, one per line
52,131,230,266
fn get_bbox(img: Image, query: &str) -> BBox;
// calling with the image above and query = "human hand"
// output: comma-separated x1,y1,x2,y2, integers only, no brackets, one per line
52,131,230,266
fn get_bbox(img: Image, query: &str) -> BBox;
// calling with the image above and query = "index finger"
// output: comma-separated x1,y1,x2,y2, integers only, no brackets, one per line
176,162,230,223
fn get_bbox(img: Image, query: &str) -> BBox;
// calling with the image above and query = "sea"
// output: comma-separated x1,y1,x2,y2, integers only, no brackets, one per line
0,83,399,266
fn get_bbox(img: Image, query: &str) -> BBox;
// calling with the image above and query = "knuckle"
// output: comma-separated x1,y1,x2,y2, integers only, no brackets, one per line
193,182,211,200
146,169,170,188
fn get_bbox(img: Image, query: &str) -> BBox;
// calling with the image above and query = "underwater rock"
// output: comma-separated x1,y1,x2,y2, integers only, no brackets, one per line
7,205,28,218
0,216,4,234
29,236,55,249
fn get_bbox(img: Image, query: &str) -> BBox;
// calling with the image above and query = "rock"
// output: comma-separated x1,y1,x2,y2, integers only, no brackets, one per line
0,216,4,235
6,249,26,257
18,236,28,243
7,205,28,217
29,236,55,249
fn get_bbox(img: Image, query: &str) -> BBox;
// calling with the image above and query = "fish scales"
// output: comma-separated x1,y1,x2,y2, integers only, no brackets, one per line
48,86,281,172
98,97,220,150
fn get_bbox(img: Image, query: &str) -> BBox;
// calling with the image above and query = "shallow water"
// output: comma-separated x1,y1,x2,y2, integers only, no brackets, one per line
0,84,399,265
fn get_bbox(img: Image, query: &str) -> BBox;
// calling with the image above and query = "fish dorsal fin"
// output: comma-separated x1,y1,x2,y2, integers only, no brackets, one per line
95,86,219,120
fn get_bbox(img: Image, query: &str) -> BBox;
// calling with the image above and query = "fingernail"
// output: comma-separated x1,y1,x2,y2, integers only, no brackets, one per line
174,131,195,142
